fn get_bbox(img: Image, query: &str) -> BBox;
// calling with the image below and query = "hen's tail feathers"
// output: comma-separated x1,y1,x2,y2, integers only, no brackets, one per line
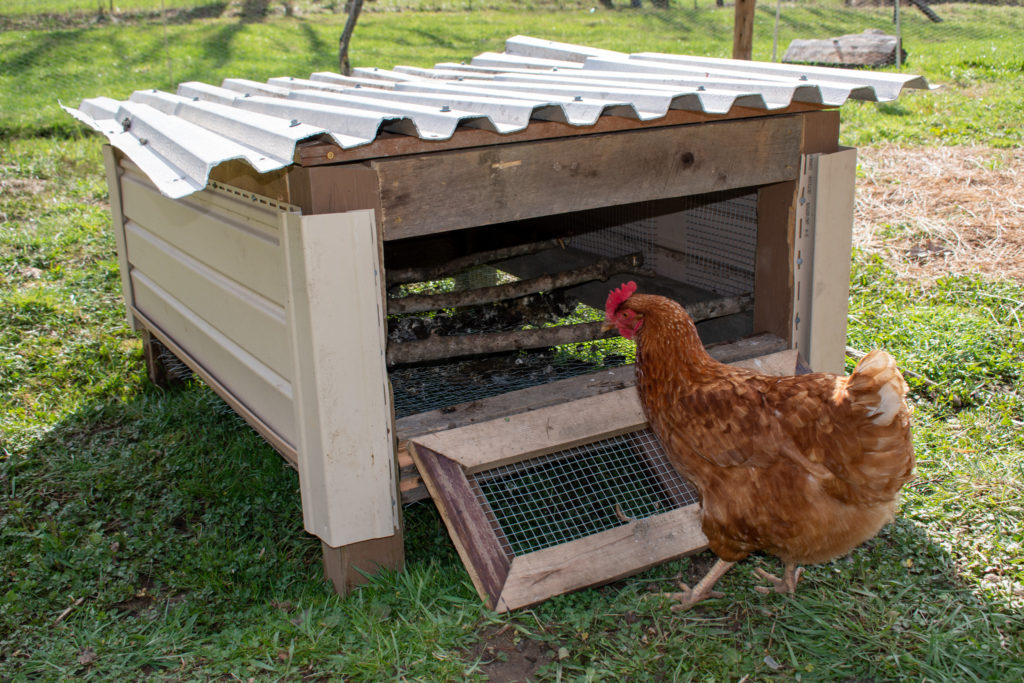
846,350,910,427
839,350,915,502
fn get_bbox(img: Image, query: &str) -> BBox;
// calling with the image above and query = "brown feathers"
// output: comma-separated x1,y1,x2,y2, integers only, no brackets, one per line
616,290,915,569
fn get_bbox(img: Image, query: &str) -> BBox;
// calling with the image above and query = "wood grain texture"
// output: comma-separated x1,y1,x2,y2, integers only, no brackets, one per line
294,104,828,167
287,163,382,216
495,505,707,611
321,535,405,597
407,444,511,607
411,388,647,474
754,179,797,341
733,0,757,60
372,115,802,240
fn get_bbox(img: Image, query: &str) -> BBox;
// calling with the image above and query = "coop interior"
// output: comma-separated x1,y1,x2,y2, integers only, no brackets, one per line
386,186,763,422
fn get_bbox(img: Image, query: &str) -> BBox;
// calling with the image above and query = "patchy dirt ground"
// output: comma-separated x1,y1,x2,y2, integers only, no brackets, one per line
466,624,555,683
854,145,1024,284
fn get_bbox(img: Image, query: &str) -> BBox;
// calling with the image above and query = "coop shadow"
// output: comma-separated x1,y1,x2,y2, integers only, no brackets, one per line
19,380,325,610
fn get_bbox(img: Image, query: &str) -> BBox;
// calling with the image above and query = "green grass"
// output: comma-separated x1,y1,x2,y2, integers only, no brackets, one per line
2,4,1024,680
2,2,1023,143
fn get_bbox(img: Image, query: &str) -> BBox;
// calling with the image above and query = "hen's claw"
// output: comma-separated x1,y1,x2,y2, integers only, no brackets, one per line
753,565,804,594
661,582,726,612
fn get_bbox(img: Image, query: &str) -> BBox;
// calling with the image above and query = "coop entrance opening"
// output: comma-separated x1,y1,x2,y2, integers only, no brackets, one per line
384,187,764,421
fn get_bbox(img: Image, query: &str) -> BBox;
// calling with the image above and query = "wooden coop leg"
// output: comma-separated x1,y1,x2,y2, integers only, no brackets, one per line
322,533,405,596
140,327,185,389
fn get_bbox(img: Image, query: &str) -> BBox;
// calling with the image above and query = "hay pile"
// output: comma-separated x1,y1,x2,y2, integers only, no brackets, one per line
854,145,1024,284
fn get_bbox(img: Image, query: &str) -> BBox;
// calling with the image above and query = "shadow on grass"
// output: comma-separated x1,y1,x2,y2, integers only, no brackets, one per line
0,3,231,31
2,377,1020,678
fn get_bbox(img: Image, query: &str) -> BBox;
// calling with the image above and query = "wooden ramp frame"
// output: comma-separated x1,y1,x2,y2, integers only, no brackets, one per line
409,350,799,611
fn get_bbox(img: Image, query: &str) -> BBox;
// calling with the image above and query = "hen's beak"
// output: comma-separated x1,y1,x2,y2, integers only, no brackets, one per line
600,320,617,335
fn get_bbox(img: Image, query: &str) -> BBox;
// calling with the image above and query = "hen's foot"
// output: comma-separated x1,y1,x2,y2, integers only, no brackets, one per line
658,558,735,612
661,582,726,612
753,565,803,594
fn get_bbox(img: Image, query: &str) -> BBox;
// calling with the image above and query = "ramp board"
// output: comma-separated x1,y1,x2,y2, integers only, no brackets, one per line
409,349,799,611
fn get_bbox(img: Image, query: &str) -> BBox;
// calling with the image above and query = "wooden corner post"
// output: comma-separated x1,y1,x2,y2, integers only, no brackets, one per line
101,145,137,332
733,0,756,60
282,207,404,594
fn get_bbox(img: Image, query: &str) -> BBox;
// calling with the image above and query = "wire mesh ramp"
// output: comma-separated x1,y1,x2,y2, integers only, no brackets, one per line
407,348,801,611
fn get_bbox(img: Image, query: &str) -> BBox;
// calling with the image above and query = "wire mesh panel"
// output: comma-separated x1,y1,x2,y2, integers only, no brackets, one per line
472,429,700,558
570,201,658,261
671,191,759,296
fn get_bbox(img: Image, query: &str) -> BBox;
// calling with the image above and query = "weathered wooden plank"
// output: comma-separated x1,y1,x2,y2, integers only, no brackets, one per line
407,444,511,607
283,210,399,547
124,220,292,379
119,171,287,306
321,535,405,597
373,115,803,240
287,163,381,216
295,103,828,167
733,0,756,60
412,388,647,474
496,505,708,612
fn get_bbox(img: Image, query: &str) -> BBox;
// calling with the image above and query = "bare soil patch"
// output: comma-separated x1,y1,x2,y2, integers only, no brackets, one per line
467,623,554,682
855,144,1024,283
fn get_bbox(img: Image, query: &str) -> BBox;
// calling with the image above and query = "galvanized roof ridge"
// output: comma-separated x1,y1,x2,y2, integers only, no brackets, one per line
63,35,932,200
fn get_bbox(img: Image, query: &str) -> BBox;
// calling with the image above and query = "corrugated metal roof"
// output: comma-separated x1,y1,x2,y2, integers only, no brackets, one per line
64,35,933,200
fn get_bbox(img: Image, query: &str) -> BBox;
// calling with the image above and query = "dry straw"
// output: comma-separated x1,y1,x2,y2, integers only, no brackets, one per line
854,145,1024,284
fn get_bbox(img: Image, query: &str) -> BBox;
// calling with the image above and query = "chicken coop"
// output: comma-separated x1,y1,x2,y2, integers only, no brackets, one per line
67,36,930,611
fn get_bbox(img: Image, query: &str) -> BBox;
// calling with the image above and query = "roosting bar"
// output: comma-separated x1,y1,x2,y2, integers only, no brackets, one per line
68,36,930,609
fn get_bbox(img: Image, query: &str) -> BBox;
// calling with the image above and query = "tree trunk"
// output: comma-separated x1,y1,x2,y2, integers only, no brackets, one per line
338,0,365,76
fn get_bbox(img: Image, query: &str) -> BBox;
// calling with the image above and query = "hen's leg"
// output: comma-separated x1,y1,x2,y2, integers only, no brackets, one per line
753,564,804,594
662,559,735,611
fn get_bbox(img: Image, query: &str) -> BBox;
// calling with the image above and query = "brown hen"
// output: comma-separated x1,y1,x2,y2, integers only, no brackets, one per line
604,282,915,609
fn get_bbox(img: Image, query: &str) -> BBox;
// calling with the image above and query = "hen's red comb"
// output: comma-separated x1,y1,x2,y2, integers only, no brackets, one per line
605,281,638,319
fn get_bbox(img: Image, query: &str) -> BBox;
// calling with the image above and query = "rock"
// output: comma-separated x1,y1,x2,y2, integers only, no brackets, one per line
783,29,907,68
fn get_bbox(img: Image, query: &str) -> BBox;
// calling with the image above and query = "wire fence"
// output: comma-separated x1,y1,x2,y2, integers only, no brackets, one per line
2,0,1021,136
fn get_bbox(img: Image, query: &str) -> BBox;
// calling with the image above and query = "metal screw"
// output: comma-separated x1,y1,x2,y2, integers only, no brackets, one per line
800,75,808,81
121,116,131,131
192,96,199,101
697,85,706,91
457,76,464,81
138,137,148,146
355,83,361,88
243,92,251,97
573,95,583,102
796,257,804,266
290,119,300,127
440,105,451,112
